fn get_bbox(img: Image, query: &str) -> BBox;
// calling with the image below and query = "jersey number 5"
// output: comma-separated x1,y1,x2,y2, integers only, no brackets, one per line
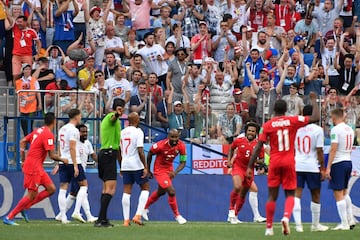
60,134,65,149
277,129,289,151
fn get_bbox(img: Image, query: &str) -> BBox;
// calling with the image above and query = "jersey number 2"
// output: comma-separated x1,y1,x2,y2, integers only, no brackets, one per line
277,129,289,151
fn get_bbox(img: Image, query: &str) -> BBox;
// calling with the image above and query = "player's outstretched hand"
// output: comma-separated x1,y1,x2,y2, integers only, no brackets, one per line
142,168,148,178
168,171,176,179
245,167,252,179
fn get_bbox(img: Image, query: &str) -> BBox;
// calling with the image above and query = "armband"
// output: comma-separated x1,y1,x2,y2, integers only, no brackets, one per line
180,155,187,162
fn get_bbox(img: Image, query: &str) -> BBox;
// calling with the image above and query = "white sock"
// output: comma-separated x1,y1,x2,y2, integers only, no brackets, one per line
249,192,260,219
73,186,88,215
336,200,348,226
122,193,131,220
310,201,320,226
58,189,67,221
65,195,76,212
344,195,354,224
136,190,150,216
293,197,302,226
81,193,92,218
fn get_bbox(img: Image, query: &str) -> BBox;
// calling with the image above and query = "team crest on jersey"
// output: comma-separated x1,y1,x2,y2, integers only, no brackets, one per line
164,180,169,185
175,150,179,154
48,139,54,145
153,143,158,149
298,116,305,122
241,145,245,148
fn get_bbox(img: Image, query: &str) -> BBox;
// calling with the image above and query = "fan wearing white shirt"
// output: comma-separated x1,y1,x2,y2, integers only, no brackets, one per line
120,112,149,226
326,108,356,230
293,105,329,233
57,109,88,224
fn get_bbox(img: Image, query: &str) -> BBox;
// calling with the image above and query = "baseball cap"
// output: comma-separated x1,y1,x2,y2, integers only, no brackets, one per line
289,48,297,57
173,101,182,106
260,68,269,73
21,63,31,71
87,55,95,60
294,35,305,44
233,88,242,95
90,6,101,15
137,41,146,47
199,21,208,27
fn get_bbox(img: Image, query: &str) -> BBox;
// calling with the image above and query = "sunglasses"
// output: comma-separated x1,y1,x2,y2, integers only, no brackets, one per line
95,74,102,78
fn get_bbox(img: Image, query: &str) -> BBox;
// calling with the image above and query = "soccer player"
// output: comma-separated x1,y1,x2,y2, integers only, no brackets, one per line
120,112,149,226
142,129,187,224
326,108,356,230
227,122,266,224
57,109,88,224
293,105,329,232
54,124,98,223
95,98,125,227
247,92,320,236
3,113,68,226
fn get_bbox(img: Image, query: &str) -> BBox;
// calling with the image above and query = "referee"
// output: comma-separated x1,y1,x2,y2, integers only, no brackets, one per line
95,98,125,227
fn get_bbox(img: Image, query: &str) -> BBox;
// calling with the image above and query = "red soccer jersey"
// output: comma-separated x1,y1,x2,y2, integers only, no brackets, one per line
12,25,38,56
259,116,309,166
22,126,55,174
150,139,186,174
231,137,264,170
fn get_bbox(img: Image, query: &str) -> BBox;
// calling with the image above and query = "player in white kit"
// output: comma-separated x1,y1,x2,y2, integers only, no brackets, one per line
54,124,98,223
293,105,329,232
120,112,149,226
326,108,356,230
57,109,88,224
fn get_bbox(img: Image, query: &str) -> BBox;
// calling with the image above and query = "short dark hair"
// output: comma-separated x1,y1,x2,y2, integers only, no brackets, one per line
331,108,344,119
95,70,103,75
302,105,313,116
112,98,125,111
132,69,142,76
290,83,299,90
133,54,143,59
77,123,87,130
17,15,27,21
273,99,287,115
344,53,355,61
44,112,55,126
68,108,81,119
245,121,260,134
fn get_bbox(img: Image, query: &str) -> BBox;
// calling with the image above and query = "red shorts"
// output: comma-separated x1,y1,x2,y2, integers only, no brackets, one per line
268,164,296,190
154,172,172,189
231,168,253,188
24,170,53,191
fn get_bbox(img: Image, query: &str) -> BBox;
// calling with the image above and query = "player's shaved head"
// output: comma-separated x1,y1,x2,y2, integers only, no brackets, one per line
168,129,179,137
273,100,287,115
168,129,180,146
128,112,140,126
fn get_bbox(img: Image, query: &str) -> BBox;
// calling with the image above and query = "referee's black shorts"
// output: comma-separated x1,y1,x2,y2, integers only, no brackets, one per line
98,149,118,181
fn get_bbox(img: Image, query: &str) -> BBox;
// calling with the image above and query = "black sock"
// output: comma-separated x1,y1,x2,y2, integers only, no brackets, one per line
98,193,112,221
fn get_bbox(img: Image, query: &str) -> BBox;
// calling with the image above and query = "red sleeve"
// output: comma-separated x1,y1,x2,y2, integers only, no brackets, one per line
258,124,268,143
291,116,309,129
25,131,34,142
150,143,160,154
231,138,240,150
258,145,265,159
179,141,186,155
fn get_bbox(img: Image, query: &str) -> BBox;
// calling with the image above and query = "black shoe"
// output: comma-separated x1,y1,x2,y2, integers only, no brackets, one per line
94,220,114,228
350,224,356,230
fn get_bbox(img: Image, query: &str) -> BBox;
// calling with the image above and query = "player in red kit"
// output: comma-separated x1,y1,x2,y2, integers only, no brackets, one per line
142,129,187,224
3,112,68,226
227,122,265,224
247,93,319,236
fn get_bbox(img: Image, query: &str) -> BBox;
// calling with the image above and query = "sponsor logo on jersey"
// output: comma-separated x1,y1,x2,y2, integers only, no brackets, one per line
48,139,54,145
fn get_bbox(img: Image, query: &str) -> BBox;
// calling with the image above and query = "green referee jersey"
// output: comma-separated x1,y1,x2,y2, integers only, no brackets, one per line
100,112,121,150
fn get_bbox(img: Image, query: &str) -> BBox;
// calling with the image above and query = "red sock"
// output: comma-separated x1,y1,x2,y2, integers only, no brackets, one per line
266,201,276,229
235,196,246,216
283,196,294,219
7,196,32,219
145,191,160,209
24,190,51,209
229,190,238,211
168,195,180,217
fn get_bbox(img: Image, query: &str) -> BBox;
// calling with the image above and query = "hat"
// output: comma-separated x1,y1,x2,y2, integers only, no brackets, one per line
86,55,95,60
173,101,182,106
205,57,215,63
289,48,297,57
199,21,208,27
233,88,242,95
22,63,31,71
38,56,49,62
137,41,146,47
90,6,101,15
63,56,72,64
175,47,188,57
260,68,269,73
294,35,305,44
265,48,279,59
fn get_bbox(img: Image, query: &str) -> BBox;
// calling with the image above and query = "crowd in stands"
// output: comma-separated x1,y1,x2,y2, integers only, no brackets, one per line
1,0,360,145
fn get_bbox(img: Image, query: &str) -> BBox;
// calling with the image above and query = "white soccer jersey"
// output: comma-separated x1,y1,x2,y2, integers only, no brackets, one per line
331,122,354,164
58,123,80,165
78,139,95,170
295,124,324,172
120,126,144,171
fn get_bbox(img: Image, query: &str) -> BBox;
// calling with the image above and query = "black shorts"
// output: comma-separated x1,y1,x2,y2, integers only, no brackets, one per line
98,149,118,181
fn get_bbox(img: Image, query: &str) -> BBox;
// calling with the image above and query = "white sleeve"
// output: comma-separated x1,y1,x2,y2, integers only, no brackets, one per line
86,140,95,155
330,127,339,143
70,128,79,141
315,127,324,148
136,129,144,148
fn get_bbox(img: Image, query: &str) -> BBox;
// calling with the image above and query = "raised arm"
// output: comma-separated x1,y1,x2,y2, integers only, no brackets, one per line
246,62,259,94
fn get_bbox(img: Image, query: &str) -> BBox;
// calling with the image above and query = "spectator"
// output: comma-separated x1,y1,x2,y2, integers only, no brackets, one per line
319,34,339,87
153,6,177,39
322,87,343,143
137,32,168,89
147,73,163,106
45,79,71,112
46,45,66,73
259,13,286,51
164,41,176,63
312,0,343,36
227,0,249,40
305,63,329,96
53,0,79,52
294,15,317,53
102,53,118,80
12,15,41,83
55,56,77,89
212,20,237,68
156,89,171,130
28,17,46,55
208,70,234,115
43,0,57,47
85,0,111,67
126,53,147,81
217,103,242,144
282,83,304,116
72,0,88,43
15,64,42,136
104,25,124,63
123,0,152,41
129,70,143,97
252,30,269,54
192,102,218,144
191,21,212,64
334,53,359,96
78,56,96,91
242,48,265,88
177,0,204,39
203,0,222,36
183,63,206,104
232,88,249,124
130,81,156,125
247,0,267,32
114,13,130,43
32,57,56,91
123,30,141,66
165,23,191,53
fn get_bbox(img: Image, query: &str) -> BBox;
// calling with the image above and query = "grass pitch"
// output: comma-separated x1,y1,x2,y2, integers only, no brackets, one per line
0,220,358,240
